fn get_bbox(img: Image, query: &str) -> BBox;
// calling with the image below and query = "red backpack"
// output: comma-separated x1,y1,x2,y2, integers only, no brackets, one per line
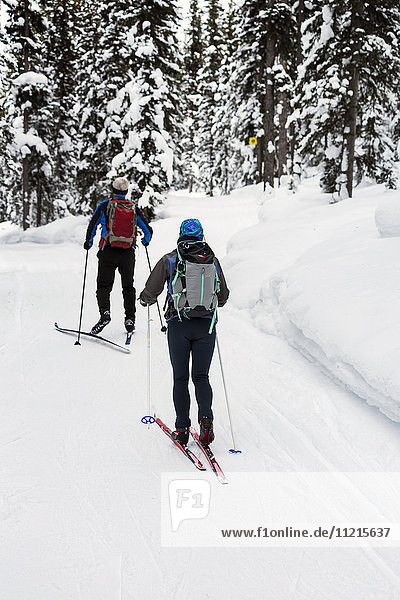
106,197,137,248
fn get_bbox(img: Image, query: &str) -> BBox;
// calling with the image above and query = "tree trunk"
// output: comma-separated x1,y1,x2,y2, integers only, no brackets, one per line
345,65,359,198
22,0,30,231
345,0,364,198
290,0,305,186
36,175,42,227
256,136,264,184
208,126,214,196
262,31,276,189
277,89,288,183
295,0,305,67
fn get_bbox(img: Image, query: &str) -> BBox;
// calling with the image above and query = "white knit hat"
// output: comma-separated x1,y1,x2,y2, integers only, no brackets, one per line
112,177,129,193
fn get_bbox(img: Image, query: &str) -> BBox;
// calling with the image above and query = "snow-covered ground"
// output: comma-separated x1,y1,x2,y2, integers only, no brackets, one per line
2,181,400,598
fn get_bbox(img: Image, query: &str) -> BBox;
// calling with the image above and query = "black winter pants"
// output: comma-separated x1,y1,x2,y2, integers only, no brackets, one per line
167,318,216,429
96,246,136,318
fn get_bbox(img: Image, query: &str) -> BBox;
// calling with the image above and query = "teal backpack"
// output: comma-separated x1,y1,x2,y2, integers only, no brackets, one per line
169,241,221,333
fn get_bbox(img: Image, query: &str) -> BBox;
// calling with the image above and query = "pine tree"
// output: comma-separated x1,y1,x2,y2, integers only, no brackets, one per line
231,0,296,190
44,0,80,216
106,0,182,214
213,0,239,194
0,39,8,222
75,1,136,211
197,0,225,195
181,0,204,192
295,0,400,197
352,0,400,190
259,0,296,188
230,0,263,188
0,0,53,229
287,0,316,190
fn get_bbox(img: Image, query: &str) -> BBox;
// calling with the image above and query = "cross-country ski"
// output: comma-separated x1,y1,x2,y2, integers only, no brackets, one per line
54,322,131,354
189,427,228,485
154,414,205,472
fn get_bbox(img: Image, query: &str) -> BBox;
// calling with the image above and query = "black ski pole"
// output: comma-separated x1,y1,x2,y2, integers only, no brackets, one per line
75,249,89,346
144,245,167,333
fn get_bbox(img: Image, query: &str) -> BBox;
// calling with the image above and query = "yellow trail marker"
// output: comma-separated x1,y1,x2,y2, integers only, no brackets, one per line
249,137,257,146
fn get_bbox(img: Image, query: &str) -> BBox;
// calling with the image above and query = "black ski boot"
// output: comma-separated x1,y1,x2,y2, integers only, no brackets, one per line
124,317,135,333
171,427,189,445
199,417,214,445
91,310,111,335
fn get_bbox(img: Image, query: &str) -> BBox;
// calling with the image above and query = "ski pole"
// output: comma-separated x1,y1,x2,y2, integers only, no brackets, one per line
147,304,152,429
75,249,89,346
216,333,241,454
144,245,167,333
140,304,156,428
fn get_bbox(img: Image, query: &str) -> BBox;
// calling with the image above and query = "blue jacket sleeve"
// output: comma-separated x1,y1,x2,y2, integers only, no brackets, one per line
136,207,153,246
85,200,108,248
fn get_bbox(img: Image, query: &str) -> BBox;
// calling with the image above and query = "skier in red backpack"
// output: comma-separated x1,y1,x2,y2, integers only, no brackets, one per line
84,177,153,334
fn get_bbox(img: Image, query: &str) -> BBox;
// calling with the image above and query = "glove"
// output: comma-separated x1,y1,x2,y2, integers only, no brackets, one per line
83,240,91,250
139,298,147,307
141,237,149,247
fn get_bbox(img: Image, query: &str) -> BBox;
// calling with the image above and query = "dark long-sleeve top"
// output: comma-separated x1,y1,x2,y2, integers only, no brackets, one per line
85,195,153,248
139,243,230,321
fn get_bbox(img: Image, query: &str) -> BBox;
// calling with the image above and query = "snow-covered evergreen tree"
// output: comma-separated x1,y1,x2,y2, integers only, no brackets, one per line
231,0,296,190
287,0,316,190
213,0,239,194
353,0,400,190
180,0,204,192
44,0,80,216
230,0,262,188
197,0,225,195
82,0,182,215
75,1,136,211
0,36,8,221
294,0,400,197
0,0,53,228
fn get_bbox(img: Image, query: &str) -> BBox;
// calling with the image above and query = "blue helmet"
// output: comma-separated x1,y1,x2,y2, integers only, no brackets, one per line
179,218,204,240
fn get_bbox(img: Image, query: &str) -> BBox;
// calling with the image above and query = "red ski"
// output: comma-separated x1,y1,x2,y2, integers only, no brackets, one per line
189,427,228,484
154,414,206,471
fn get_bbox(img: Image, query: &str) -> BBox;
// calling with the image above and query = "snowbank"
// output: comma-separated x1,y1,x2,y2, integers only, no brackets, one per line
225,180,400,422
375,196,400,237
0,215,88,245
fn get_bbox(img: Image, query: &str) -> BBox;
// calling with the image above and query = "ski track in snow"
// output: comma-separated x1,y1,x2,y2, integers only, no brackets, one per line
1,190,400,598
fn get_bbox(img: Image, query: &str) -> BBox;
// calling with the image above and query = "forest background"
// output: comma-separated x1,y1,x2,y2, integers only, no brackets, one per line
1,0,399,228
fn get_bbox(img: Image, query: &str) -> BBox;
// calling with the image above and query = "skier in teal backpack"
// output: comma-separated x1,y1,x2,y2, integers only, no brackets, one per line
139,218,229,444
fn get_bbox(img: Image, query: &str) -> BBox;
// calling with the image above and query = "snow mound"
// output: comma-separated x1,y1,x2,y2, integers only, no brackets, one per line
226,181,400,422
263,225,400,422
0,215,88,245
375,197,400,237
